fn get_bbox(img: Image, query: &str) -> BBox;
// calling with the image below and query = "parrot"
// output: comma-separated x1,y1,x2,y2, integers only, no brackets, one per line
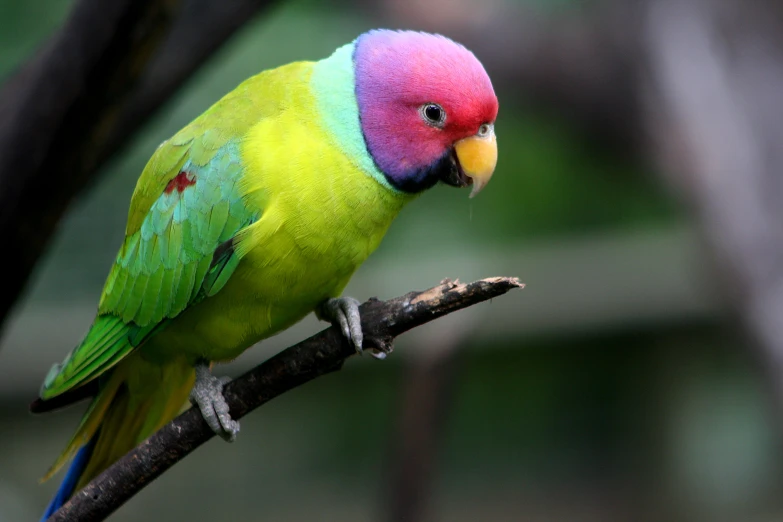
34,28,498,519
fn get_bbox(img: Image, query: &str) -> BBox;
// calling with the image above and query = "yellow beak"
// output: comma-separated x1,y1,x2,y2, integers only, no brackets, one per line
454,127,497,198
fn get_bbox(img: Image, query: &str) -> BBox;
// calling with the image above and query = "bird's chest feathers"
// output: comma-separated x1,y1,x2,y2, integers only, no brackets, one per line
235,118,409,309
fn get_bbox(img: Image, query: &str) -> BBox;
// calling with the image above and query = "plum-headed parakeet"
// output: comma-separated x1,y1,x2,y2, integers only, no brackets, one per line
35,29,498,518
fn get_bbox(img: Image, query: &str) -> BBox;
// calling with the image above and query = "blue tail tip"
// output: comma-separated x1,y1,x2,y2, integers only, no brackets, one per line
41,434,97,521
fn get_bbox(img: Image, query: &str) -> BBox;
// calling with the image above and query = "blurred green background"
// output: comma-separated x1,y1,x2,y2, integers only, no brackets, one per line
2,1,782,521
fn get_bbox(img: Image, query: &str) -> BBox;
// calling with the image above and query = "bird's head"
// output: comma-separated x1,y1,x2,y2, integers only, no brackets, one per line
353,29,498,197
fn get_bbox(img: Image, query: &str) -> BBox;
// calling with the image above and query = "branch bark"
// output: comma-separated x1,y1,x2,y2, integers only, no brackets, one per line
47,276,523,522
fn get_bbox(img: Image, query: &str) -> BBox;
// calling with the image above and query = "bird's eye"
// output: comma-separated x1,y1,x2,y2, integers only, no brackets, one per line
420,104,446,126
477,123,492,137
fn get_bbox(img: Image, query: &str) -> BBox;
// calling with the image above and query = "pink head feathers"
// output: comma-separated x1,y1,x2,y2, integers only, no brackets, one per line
353,30,498,193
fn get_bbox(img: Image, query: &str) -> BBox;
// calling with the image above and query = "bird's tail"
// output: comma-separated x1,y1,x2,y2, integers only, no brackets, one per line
40,353,195,520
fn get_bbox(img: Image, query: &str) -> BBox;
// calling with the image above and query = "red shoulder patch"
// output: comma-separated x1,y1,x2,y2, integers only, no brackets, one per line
164,171,196,194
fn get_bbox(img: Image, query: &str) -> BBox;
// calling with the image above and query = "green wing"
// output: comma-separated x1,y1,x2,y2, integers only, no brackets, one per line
38,67,298,400
40,134,259,400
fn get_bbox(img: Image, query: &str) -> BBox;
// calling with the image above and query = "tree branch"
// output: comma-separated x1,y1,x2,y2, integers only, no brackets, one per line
384,338,463,522
0,0,178,331
47,276,523,522
98,0,281,183
0,0,280,333
637,0,783,427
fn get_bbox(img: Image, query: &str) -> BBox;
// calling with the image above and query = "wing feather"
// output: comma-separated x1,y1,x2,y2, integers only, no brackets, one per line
37,67,297,400
40,141,259,399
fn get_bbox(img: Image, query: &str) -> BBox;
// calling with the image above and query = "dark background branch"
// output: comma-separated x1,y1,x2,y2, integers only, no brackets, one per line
0,0,177,332
48,277,522,522
0,0,280,335
383,339,462,522
98,0,281,183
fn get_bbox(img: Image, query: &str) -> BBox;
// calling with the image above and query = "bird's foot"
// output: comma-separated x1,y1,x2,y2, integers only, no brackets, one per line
317,297,387,359
189,361,240,442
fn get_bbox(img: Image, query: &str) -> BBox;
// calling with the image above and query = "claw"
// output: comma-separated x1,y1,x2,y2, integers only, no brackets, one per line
190,361,240,442
317,297,364,354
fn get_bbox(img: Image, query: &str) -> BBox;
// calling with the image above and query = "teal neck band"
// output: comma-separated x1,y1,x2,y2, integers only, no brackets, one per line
310,41,397,192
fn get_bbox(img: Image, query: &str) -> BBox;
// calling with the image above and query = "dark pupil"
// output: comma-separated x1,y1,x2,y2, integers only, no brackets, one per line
425,105,442,122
